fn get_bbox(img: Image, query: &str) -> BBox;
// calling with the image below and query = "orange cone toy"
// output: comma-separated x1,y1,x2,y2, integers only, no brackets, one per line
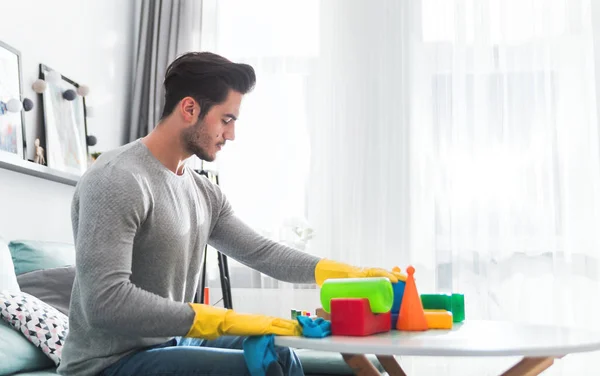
396,265,428,331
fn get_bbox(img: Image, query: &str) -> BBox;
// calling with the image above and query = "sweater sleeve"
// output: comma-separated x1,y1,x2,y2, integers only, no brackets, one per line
206,184,321,284
73,167,195,337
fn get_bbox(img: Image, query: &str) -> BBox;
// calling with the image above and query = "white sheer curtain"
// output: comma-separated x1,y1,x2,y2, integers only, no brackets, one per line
199,0,319,295
409,0,600,325
201,1,600,372
405,1,600,372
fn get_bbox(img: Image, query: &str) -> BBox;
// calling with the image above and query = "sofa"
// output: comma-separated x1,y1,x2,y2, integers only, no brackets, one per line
0,237,64,375
0,236,381,375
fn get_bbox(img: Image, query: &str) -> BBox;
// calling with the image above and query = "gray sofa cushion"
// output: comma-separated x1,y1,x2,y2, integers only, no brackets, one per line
296,349,383,375
16,266,75,315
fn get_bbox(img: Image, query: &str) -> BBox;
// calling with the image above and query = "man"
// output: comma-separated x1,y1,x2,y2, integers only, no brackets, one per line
58,52,400,376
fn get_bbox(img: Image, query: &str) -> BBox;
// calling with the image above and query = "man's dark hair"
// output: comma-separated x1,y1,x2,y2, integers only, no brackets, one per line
161,52,256,120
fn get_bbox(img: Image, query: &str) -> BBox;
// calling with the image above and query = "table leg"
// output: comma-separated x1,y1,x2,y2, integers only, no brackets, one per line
499,357,556,376
317,309,379,375
376,355,407,376
316,308,408,375
342,354,381,376
340,354,408,376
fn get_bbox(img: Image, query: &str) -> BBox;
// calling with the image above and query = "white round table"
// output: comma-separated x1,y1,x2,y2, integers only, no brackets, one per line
275,320,600,375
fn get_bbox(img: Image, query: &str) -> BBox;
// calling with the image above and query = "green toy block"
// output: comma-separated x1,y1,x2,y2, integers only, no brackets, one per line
451,294,465,323
421,293,466,323
421,294,452,311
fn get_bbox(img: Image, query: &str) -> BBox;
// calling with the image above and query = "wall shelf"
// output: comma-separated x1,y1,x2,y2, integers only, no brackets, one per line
0,153,79,187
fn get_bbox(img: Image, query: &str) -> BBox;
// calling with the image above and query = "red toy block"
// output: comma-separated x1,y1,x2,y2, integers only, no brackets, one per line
331,298,391,336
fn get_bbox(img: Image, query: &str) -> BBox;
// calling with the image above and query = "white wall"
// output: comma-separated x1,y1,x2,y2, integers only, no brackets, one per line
592,1,600,155
0,168,74,242
0,0,134,242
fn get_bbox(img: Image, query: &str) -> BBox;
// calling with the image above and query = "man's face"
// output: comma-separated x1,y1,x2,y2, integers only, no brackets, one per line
181,90,242,162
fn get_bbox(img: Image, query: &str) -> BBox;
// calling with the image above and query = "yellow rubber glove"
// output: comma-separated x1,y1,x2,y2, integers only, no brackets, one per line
314,259,406,286
185,303,302,340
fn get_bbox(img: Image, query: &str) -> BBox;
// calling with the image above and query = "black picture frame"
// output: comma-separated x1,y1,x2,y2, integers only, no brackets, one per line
0,39,26,160
39,64,89,176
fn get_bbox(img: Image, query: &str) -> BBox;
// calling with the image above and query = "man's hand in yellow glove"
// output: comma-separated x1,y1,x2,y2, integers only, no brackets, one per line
186,303,302,340
314,259,406,286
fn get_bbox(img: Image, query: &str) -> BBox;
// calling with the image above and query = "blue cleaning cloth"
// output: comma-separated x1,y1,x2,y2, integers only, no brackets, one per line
243,335,278,376
297,316,332,338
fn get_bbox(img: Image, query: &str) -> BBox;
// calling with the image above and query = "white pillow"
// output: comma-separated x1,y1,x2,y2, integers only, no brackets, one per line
0,290,68,366
0,237,19,292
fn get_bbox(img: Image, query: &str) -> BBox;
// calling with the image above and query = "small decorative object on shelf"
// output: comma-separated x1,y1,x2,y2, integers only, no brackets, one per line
86,135,97,146
22,98,33,111
32,79,47,93
33,138,45,165
6,98,22,112
62,89,77,101
32,76,90,99
77,85,89,96
90,152,101,162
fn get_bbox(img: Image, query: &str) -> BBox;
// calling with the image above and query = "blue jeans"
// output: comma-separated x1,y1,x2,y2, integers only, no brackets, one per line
101,336,304,376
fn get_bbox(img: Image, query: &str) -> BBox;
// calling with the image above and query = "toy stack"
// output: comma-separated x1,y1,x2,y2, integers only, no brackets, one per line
320,277,393,336
317,265,465,336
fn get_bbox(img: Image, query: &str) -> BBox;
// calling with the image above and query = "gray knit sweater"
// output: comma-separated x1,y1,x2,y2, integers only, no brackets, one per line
57,140,320,375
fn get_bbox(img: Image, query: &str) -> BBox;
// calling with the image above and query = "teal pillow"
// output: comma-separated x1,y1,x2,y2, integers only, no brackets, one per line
8,240,75,276
0,320,54,374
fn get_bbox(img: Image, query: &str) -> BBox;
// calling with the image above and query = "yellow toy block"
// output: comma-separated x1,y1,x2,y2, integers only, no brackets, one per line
424,309,453,329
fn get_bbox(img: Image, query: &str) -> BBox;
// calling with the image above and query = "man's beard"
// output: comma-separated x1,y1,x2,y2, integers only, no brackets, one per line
181,118,214,162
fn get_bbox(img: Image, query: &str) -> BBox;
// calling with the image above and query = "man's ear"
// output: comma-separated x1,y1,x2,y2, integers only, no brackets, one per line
181,97,199,122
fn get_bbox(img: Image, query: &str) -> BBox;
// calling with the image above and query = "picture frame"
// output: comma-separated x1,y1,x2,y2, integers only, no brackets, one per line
0,40,26,160
39,64,89,176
